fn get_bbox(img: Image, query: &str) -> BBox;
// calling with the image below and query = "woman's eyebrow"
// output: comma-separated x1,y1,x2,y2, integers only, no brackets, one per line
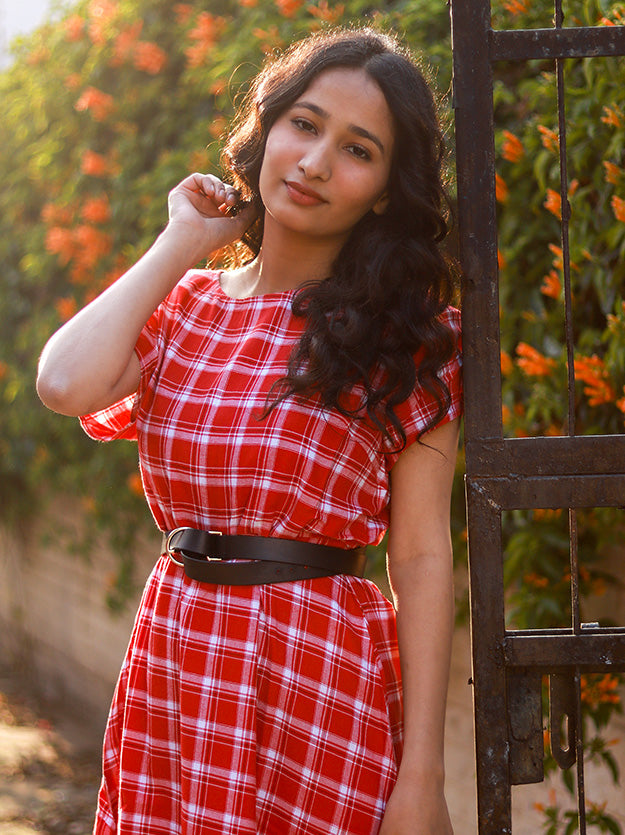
293,101,386,154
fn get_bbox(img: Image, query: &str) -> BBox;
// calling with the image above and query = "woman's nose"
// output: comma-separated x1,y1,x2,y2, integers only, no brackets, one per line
298,142,331,181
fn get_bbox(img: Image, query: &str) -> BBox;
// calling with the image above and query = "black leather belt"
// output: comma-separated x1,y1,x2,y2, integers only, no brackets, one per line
162,527,367,586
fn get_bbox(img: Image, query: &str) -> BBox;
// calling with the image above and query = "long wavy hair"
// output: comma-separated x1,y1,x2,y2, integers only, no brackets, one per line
221,27,459,450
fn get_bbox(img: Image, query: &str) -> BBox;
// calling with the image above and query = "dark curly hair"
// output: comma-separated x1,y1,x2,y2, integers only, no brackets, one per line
221,27,459,450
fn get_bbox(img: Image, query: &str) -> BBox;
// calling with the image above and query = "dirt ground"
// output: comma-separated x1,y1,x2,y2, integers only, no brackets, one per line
0,666,101,835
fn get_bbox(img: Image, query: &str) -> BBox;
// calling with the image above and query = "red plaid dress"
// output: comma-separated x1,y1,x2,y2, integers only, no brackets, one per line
81,271,462,835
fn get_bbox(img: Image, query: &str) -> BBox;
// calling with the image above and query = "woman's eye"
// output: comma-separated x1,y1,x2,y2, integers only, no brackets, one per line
347,144,371,161
292,117,316,133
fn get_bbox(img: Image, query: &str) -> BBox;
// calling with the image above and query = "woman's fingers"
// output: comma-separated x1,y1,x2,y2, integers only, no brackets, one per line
165,173,259,256
169,173,243,220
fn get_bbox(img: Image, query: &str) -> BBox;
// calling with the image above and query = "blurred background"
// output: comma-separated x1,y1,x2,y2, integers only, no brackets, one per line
0,0,623,832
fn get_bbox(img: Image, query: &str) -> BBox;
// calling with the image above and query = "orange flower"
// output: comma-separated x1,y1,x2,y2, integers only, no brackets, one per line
127,472,144,496
55,296,77,322
500,350,513,376
541,269,561,299
81,195,111,224
501,130,525,163
516,342,556,377
307,0,345,22
497,248,507,270
502,403,512,424
252,26,284,53
547,243,579,273
611,195,625,223
503,0,530,14
239,0,258,6
534,507,562,520
0,361,8,381
42,202,74,225
537,125,559,153
87,0,118,44
276,0,303,15
208,115,228,139
64,14,85,41
190,9,219,40
545,423,563,436
75,86,115,121
495,173,509,203
185,13,225,67
580,674,621,709
574,354,616,406
617,387,625,415
73,224,113,266
111,21,143,65
603,161,622,185
45,226,75,263
524,572,549,588
81,150,110,177
544,188,561,219
602,104,624,128
133,41,168,74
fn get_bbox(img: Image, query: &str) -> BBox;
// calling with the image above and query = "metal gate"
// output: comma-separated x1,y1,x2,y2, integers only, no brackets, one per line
450,1,625,831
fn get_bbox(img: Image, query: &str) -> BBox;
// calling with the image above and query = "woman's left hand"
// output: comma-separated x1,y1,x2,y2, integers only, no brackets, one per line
378,773,454,835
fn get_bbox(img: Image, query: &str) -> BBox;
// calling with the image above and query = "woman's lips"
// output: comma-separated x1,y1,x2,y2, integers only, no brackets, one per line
284,180,326,206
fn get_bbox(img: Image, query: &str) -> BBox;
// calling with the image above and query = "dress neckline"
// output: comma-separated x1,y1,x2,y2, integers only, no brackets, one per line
215,270,297,302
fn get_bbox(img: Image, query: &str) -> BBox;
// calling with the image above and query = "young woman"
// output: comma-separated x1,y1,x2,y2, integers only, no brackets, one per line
37,26,462,835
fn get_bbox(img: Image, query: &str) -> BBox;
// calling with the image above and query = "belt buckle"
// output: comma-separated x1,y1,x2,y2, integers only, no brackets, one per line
165,527,223,566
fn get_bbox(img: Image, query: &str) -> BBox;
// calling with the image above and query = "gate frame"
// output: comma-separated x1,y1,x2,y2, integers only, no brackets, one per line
449,2,625,831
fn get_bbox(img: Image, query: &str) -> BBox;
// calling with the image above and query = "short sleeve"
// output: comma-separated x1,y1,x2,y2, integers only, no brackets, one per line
78,302,163,442
386,306,463,465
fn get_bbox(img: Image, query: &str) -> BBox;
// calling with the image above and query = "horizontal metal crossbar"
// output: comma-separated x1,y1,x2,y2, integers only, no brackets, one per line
490,25,625,62
504,629,625,670
466,473,625,509
465,435,625,477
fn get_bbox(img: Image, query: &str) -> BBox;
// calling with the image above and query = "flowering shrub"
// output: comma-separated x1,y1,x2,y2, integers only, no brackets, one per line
0,0,622,824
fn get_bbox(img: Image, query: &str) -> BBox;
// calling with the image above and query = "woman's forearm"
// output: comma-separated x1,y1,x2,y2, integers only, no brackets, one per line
388,544,455,781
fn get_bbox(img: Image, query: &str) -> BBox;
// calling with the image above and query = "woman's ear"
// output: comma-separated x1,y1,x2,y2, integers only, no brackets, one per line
372,191,390,216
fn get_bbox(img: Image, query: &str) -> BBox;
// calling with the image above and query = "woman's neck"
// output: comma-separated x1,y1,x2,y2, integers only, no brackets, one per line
223,216,347,298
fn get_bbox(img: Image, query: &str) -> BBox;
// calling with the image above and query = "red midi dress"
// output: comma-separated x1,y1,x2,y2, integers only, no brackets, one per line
80,271,463,835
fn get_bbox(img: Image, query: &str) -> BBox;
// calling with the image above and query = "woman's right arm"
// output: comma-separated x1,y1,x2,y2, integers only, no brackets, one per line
36,174,255,417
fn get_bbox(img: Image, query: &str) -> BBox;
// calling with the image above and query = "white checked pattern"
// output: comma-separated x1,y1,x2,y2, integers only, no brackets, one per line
81,271,462,548
81,271,462,833
93,559,403,834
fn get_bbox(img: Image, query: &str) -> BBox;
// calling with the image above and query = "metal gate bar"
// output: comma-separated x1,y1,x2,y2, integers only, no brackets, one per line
450,1,625,831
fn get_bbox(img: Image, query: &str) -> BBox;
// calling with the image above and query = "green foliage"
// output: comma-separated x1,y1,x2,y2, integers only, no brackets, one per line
1,0,624,825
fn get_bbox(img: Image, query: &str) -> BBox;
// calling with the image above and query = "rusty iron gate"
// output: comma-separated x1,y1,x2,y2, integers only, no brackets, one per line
450,1,625,832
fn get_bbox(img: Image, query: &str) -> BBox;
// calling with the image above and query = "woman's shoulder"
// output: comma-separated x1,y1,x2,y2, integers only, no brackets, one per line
176,268,222,295
161,268,223,313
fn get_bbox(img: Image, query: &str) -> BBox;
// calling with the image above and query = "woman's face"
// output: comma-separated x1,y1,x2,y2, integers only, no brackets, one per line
258,67,395,246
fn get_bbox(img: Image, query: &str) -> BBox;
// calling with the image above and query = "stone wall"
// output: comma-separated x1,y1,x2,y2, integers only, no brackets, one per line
0,499,160,728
